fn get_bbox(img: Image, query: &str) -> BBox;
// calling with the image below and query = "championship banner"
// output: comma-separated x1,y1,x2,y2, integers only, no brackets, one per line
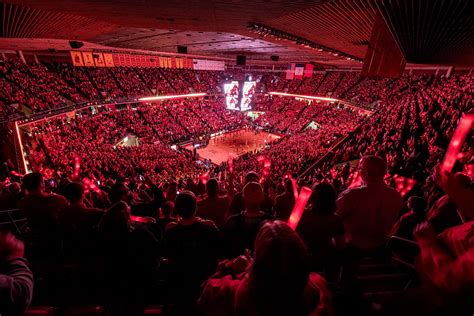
70,51,84,67
82,52,95,67
126,55,133,67
129,55,136,67
118,54,127,66
103,53,114,67
150,57,159,68
169,58,175,68
159,57,165,68
93,53,106,67
184,58,194,69
163,57,173,68
71,51,195,69
143,55,151,67
112,54,122,66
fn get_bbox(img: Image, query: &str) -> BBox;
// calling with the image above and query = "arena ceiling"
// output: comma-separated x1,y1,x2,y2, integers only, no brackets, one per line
1,0,473,67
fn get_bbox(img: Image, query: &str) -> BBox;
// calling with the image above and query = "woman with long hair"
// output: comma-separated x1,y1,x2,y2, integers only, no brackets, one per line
199,220,333,316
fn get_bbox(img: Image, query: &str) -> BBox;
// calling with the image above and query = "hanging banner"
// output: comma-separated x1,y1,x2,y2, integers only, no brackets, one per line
103,53,114,67
286,63,314,79
71,51,195,69
304,64,314,78
93,53,106,67
286,63,295,80
184,58,194,69
193,59,225,71
294,64,305,79
82,52,95,67
70,51,84,67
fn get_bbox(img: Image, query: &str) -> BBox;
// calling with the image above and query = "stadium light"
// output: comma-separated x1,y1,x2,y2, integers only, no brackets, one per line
269,92,337,102
138,92,207,102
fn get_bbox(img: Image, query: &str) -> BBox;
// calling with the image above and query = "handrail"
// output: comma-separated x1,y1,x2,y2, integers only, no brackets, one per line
0,208,20,214
388,235,419,248
0,208,27,237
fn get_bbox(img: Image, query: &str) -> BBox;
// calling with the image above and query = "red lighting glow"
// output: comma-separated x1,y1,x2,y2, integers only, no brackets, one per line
348,171,363,188
287,186,312,230
287,174,298,200
200,172,210,185
83,177,102,195
269,91,338,102
130,215,154,224
441,114,473,173
228,156,234,174
73,156,81,179
393,175,416,197
138,92,207,102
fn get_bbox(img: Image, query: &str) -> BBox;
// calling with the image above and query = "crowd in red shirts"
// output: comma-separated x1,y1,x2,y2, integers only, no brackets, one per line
0,60,473,316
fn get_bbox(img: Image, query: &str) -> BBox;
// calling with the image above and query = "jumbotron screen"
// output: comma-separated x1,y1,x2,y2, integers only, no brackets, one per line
224,81,240,110
240,81,256,111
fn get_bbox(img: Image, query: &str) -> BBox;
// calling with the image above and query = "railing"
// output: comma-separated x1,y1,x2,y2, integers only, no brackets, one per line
0,209,28,237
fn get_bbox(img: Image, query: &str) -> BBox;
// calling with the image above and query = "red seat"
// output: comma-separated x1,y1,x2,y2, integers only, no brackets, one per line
144,305,162,315
25,306,56,316
63,306,103,316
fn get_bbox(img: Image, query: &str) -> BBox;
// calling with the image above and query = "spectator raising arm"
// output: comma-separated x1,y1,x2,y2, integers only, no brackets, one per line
0,232,34,315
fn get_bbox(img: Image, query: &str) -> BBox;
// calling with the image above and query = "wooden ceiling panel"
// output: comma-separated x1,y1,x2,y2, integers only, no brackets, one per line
1,0,472,66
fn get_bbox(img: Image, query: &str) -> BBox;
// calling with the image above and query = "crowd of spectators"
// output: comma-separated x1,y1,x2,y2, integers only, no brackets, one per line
315,72,344,96
0,60,473,315
2,57,449,120
0,60,72,112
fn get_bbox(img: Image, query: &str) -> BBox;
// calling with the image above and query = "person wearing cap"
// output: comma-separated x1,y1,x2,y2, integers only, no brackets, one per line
223,181,274,258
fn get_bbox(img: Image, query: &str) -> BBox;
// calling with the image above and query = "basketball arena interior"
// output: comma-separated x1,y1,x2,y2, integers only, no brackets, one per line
0,1,473,315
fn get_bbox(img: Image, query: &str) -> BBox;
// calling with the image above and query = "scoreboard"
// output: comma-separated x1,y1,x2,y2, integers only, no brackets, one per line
224,80,256,111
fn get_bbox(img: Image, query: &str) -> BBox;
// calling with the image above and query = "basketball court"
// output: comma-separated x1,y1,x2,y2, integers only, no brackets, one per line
184,128,281,164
